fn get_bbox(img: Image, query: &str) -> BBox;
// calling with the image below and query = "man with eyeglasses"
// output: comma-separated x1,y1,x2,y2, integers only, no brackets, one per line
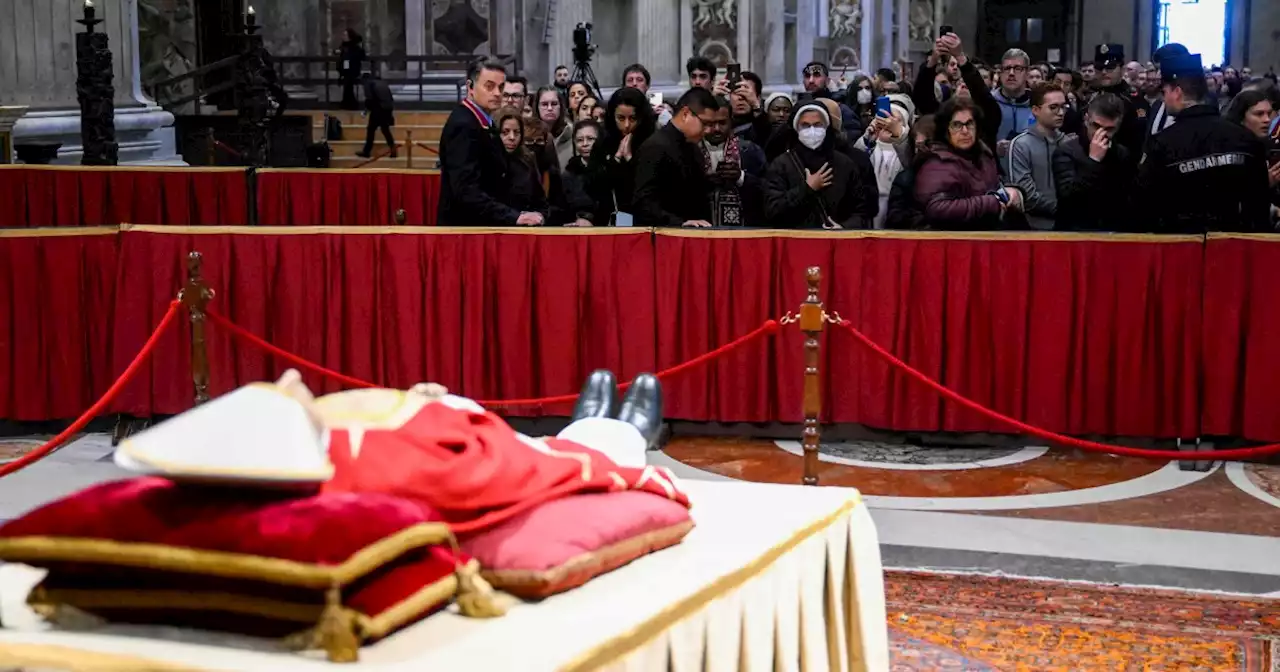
799,61,864,141
501,75,529,110
993,49,1034,160
1092,43,1149,159
633,88,721,228
1007,83,1069,229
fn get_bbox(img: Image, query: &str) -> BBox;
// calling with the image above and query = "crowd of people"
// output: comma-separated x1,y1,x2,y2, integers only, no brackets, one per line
436,36,1280,232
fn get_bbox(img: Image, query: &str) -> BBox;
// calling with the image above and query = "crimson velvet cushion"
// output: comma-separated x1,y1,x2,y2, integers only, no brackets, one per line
460,490,694,599
0,477,501,662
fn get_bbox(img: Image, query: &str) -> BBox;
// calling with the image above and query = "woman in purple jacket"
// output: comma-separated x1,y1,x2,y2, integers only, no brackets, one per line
913,98,1025,230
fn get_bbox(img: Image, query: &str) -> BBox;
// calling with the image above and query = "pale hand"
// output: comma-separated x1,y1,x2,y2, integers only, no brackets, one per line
682,219,712,228
996,140,1012,157
1005,187,1024,212
805,163,835,191
1268,162,1280,188
567,218,594,227
516,212,544,226
713,79,732,98
824,217,844,230
615,134,632,161
1088,128,1111,162
939,35,967,65
733,80,760,108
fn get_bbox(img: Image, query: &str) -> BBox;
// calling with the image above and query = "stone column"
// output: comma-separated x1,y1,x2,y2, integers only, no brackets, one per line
755,0,787,85
548,0,592,81
796,0,815,78
897,0,910,61
858,0,876,73
3,0,181,164
405,0,426,75
638,0,682,86
877,0,893,68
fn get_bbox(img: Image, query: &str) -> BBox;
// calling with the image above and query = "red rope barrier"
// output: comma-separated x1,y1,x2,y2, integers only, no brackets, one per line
204,307,779,406
0,301,182,478
834,319,1280,461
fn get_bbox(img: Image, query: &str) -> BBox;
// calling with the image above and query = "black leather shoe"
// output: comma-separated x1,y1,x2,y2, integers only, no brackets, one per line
617,373,663,449
570,369,617,422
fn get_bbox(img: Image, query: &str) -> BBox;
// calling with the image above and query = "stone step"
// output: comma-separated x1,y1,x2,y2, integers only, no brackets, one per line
303,110,450,127
323,139,440,158
328,155,441,170
313,123,446,143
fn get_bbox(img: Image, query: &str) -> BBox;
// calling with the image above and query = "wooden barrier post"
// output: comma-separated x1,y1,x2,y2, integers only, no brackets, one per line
799,267,824,486
405,129,413,169
180,251,215,405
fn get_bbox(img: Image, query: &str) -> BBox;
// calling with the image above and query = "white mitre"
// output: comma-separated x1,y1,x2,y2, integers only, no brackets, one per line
115,371,459,486
114,370,333,486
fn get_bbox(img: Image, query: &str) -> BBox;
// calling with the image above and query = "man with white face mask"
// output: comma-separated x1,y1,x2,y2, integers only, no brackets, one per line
762,102,878,229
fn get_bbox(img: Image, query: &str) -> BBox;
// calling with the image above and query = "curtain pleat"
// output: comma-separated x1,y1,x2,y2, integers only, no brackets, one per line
255,170,442,226
5,226,1274,443
0,167,249,227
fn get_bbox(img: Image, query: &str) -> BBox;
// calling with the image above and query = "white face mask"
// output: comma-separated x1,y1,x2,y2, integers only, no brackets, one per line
856,89,873,105
797,126,827,149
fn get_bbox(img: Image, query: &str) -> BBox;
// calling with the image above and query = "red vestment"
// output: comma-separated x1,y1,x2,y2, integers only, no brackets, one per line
322,401,688,534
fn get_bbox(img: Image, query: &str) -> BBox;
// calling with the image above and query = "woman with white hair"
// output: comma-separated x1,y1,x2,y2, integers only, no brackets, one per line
855,94,916,227
762,102,877,229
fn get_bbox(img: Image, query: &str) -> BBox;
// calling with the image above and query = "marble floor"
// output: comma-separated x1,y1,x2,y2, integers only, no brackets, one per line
4,433,1280,669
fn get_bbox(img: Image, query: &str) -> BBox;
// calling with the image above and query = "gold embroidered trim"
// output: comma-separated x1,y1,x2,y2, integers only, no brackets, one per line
0,644,209,671
30,587,326,623
653,228,1205,243
481,520,695,594
0,226,120,238
119,224,650,236
558,494,862,672
0,522,454,588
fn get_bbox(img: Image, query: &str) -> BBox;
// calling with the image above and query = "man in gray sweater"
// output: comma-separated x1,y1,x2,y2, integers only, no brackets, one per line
1008,82,1069,229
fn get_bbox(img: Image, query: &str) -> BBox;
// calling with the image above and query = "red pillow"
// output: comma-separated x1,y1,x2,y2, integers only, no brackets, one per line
460,490,694,599
0,478,503,662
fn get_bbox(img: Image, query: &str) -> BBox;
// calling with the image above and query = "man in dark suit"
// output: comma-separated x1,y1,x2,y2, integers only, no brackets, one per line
356,72,397,158
633,88,720,228
437,60,543,227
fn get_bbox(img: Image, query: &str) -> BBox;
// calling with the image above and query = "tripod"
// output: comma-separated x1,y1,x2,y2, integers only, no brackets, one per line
571,59,602,99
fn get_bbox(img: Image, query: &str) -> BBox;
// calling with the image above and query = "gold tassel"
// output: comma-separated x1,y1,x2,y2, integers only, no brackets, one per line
316,585,361,663
454,563,507,618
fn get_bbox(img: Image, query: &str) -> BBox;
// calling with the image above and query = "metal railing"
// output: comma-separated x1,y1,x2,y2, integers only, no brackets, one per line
147,53,519,113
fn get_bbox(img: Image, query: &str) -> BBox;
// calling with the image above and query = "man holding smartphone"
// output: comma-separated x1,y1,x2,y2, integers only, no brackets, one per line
910,31,1001,152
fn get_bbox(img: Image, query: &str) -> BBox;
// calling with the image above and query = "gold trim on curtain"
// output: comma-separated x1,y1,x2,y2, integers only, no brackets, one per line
120,224,652,236
652,228,1204,243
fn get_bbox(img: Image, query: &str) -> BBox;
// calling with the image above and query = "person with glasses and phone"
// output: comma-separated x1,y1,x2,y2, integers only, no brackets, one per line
910,32,1002,156
914,97,1024,230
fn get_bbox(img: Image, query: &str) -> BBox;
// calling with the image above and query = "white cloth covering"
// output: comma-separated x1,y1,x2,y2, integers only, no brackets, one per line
0,479,889,672
554,417,648,468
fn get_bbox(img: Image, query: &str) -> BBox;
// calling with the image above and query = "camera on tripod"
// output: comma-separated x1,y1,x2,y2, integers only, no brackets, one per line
572,22,595,65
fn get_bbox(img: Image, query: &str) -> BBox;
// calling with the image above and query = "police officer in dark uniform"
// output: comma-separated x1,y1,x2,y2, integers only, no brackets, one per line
1139,53,1271,233
1093,44,1150,159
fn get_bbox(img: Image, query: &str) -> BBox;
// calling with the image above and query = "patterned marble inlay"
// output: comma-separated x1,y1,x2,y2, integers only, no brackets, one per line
820,441,1022,465
0,439,42,463
1244,463,1280,503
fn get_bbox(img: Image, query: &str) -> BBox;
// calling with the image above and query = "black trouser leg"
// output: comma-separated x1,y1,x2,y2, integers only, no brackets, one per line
361,114,378,155
379,119,395,152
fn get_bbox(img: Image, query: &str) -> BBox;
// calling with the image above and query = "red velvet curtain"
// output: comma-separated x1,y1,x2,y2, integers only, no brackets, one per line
1201,234,1280,440
655,231,1203,438
255,170,442,226
0,167,250,227
0,231,119,420
109,228,655,417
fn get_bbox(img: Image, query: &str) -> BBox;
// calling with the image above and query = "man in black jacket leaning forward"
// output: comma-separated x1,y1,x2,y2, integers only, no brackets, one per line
633,88,719,228
437,60,544,227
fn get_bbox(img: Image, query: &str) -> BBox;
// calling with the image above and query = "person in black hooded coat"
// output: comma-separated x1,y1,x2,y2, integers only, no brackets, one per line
763,102,878,229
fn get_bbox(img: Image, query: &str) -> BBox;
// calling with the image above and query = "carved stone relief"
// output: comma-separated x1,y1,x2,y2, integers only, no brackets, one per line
432,0,491,55
693,0,737,66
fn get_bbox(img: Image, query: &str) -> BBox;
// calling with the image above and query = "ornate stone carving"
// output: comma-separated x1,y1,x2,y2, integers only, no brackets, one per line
138,0,197,103
76,14,119,166
829,0,861,40
693,0,737,66
432,0,490,55
909,0,935,43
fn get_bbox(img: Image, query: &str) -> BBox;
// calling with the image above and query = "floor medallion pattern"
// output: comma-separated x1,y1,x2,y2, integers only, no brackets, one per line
0,439,42,464
774,439,1046,470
